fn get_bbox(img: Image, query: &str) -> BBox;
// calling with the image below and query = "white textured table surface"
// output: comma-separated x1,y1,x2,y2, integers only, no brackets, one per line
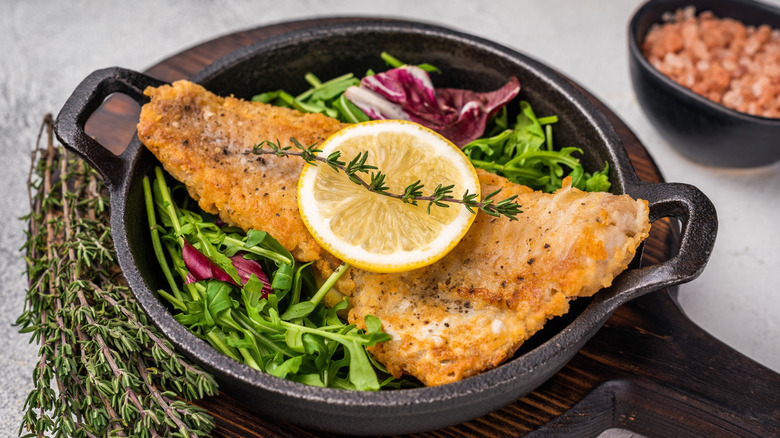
2,0,779,435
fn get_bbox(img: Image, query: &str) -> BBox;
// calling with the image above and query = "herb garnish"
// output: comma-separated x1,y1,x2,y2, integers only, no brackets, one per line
253,139,523,220
18,116,217,438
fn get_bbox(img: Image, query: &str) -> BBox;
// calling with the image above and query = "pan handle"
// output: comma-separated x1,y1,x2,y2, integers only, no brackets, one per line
609,181,717,302
54,67,165,190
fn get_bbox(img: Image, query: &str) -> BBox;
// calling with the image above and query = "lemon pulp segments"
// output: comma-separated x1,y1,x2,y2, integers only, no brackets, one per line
298,120,480,273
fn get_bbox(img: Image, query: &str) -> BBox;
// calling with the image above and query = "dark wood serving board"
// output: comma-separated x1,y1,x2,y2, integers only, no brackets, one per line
84,18,780,438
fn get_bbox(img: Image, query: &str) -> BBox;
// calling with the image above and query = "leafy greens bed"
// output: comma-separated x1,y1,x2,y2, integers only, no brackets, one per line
145,167,404,391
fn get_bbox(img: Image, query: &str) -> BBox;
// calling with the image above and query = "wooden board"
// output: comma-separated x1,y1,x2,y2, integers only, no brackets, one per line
84,18,780,438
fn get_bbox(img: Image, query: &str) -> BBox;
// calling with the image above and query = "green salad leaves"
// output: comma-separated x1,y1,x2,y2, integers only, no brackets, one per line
252,72,370,124
463,102,611,193
144,167,401,391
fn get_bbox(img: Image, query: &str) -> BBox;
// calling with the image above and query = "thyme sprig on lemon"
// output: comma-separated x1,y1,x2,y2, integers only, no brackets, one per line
253,136,522,221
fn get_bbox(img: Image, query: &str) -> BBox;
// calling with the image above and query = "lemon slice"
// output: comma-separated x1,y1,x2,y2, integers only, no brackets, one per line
298,120,480,273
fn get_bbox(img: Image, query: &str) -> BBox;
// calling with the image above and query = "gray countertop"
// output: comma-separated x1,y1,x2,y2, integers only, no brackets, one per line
2,0,778,435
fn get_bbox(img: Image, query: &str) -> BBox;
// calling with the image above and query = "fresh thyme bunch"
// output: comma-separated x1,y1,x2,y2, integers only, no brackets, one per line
16,116,218,438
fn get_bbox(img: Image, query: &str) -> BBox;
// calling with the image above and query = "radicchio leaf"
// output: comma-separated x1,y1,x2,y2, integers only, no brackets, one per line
344,66,520,146
182,240,274,299
182,239,238,286
230,253,273,298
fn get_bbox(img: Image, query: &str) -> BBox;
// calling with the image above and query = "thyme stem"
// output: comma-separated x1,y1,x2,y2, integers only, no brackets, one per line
253,139,523,220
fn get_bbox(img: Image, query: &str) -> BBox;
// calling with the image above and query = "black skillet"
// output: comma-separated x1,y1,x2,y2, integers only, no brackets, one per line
54,20,717,436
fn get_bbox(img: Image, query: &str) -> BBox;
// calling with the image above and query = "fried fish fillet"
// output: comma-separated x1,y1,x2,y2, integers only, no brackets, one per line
138,80,347,266
138,80,651,386
345,172,649,385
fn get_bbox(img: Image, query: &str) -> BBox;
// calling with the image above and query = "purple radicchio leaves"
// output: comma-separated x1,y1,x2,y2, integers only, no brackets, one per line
183,239,238,286
343,65,521,146
182,240,272,298
229,253,273,298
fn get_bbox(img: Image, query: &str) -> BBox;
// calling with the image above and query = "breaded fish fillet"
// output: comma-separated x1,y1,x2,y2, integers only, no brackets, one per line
346,172,649,385
138,80,347,265
138,80,651,386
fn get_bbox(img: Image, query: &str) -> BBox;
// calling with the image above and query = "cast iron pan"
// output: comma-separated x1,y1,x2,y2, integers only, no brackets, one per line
54,20,717,436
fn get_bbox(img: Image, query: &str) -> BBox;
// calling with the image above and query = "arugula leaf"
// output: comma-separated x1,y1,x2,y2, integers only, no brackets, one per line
204,281,235,319
364,315,384,335
280,301,317,321
244,229,295,290
293,373,326,387
343,339,381,391
582,162,612,192
284,326,305,353
175,299,210,327
301,333,327,366
269,355,304,379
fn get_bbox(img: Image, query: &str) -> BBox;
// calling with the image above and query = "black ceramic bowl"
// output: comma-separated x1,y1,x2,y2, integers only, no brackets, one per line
55,19,717,435
629,0,780,168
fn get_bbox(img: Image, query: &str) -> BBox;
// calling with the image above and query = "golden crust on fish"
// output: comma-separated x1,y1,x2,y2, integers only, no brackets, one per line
138,80,347,263
347,170,650,385
137,80,651,387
